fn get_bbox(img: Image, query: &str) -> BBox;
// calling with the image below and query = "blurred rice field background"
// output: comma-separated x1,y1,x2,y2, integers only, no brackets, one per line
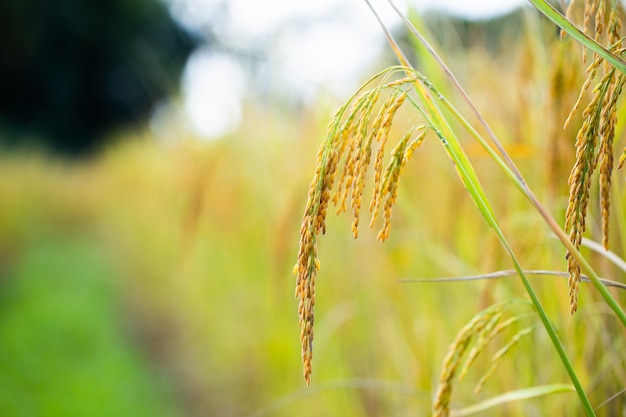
0,5,625,417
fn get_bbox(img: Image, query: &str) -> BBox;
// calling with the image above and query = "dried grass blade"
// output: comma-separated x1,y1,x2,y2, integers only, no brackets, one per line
398,269,626,290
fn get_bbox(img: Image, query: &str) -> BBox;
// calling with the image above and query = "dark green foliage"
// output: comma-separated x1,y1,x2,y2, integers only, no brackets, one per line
0,0,197,155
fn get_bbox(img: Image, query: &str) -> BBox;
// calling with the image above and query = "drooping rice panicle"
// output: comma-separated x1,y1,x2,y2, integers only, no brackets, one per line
432,303,508,417
565,41,626,313
293,141,339,384
349,89,382,238
375,126,426,242
564,54,603,130
369,90,403,217
294,69,428,385
594,0,605,43
474,327,535,393
335,90,380,216
458,312,522,381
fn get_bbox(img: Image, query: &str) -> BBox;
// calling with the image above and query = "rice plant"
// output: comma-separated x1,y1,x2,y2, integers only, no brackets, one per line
294,1,626,415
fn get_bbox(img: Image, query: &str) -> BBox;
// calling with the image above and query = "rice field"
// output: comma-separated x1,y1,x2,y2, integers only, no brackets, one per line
0,5,625,417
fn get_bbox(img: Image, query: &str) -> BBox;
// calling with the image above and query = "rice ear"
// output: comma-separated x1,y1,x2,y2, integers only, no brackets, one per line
293,70,427,384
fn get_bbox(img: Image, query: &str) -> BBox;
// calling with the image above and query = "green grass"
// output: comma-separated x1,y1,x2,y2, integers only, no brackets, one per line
0,239,181,417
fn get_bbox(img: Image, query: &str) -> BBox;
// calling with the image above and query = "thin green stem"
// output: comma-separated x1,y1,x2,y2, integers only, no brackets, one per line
403,80,597,417
363,2,600,414
382,0,626,328
432,120,596,417
424,72,626,327
528,0,626,75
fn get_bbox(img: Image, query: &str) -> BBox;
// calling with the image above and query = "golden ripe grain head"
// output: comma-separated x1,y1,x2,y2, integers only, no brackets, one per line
594,0,605,41
564,55,602,130
432,303,508,417
563,33,625,313
374,126,426,242
293,143,339,384
608,6,622,45
432,302,533,416
474,326,534,394
293,69,427,384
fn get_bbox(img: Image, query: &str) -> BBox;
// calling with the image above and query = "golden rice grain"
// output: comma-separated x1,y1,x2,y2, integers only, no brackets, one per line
369,91,402,217
474,327,534,393
582,0,597,61
336,90,380,217
333,90,377,212
294,144,338,385
564,55,602,130
594,0,605,42
618,147,626,169
432,303,507,417
458,312,511,381
608,5,622,46
564,39,625,314
373,126,426,242
294,71,427,384
561,0,577,40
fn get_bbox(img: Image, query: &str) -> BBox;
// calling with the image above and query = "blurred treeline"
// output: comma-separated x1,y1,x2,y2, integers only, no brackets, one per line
0,0,196,154
0,3,625,417
0,2,552,156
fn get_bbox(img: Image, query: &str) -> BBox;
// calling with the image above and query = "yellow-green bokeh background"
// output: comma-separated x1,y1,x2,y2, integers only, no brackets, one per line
0,11,625,417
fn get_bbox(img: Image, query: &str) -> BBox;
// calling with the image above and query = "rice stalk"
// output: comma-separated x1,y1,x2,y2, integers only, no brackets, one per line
373,2,623,414
294,4,625,415
557,2,626,313
392,0,625,329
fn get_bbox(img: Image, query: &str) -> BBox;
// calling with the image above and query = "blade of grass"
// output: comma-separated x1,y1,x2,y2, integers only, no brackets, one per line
450,384,575,417
364,2,597,415
424,108,596,417
245,378,419,417
594,388,626,411
382,0,626,327
580,237,626,273
398,269,626,290
528,0,626,75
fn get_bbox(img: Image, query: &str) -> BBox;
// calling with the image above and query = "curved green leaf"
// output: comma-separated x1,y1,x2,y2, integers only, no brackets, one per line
451,384,576,417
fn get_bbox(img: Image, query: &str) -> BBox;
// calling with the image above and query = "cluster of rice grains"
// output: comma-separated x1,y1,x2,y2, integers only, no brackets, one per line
562,0,626,314
432,302,534,417
293,70,428,384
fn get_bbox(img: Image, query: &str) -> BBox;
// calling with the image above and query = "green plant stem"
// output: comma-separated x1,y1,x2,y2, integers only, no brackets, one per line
425,78,626,328
399,269,626,290
451,384,575,417
364,2,599,414
383,0,626,328
408,71,595,416
528,0,626,75
427,120,596,417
